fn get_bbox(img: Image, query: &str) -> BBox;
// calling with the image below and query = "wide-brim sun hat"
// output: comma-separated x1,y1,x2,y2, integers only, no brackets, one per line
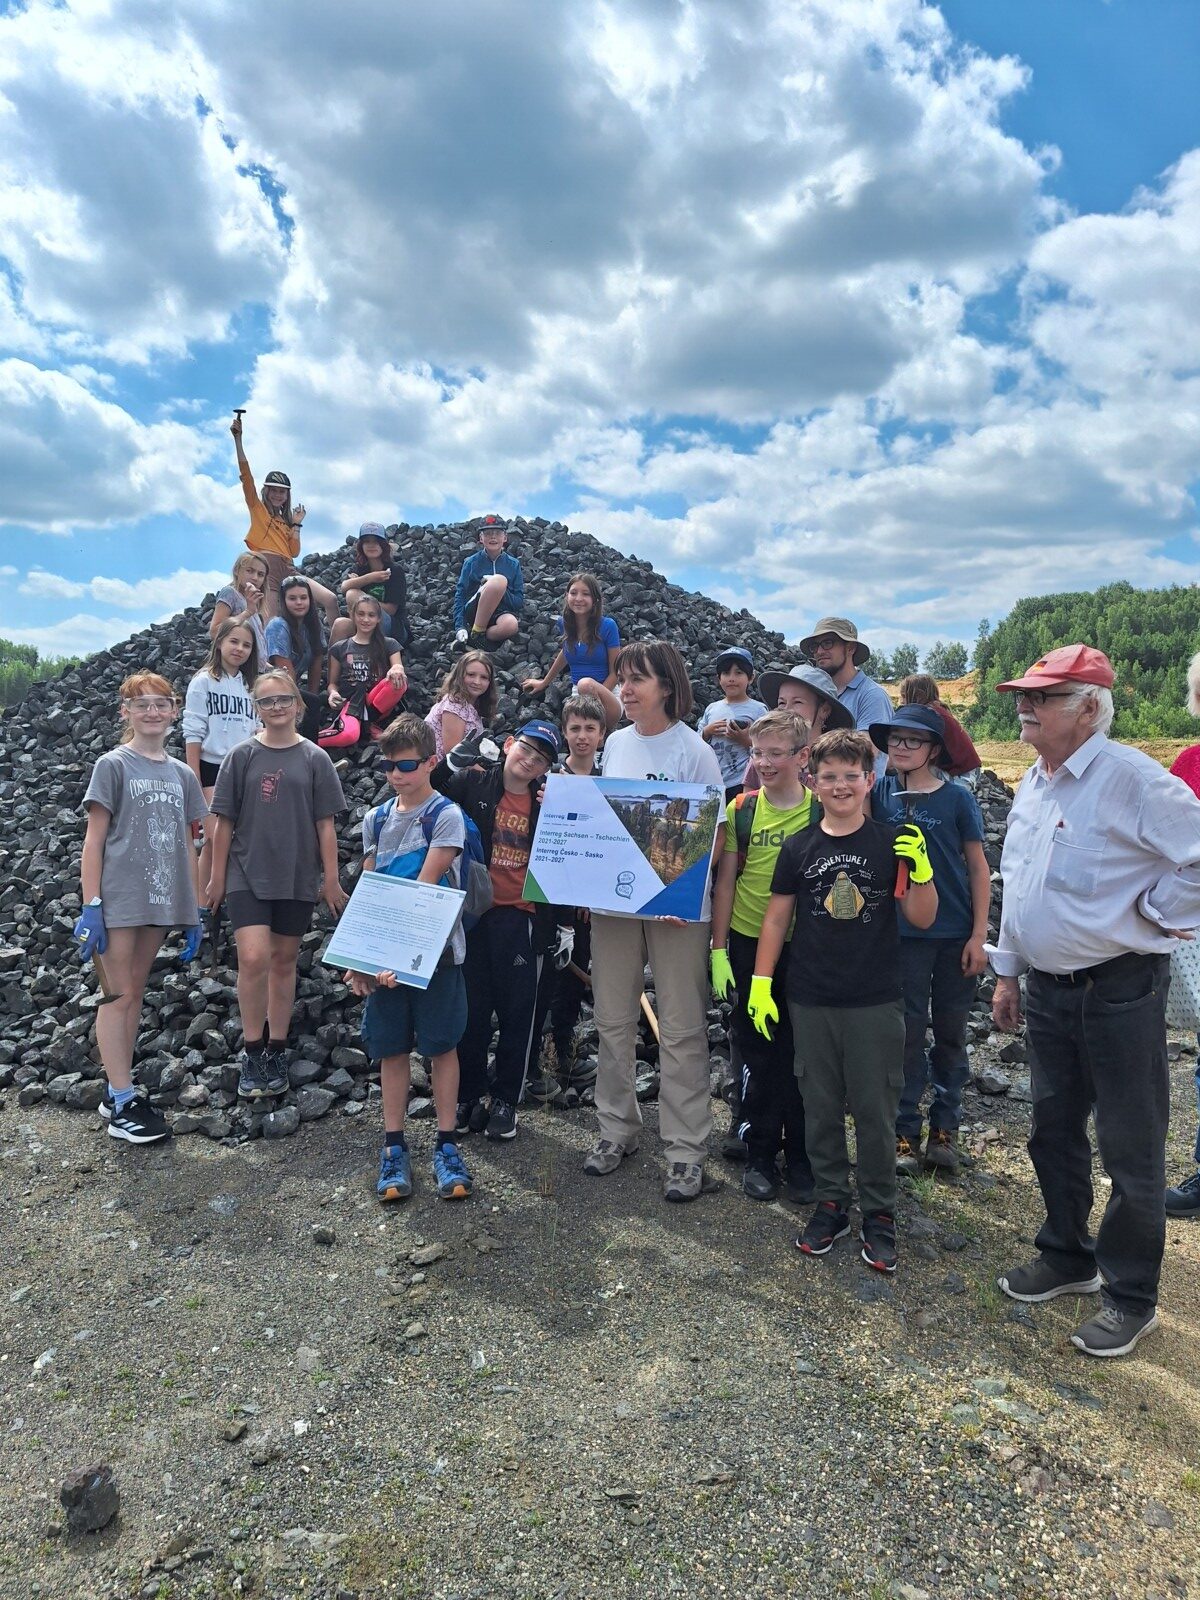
799,616,870,667
757,664,854,730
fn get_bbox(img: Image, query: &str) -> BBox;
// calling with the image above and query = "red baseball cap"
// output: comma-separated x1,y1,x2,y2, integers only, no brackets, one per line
996,643,1115,693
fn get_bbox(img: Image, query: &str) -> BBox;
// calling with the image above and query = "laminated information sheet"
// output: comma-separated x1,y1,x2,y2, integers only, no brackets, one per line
322,872,465,990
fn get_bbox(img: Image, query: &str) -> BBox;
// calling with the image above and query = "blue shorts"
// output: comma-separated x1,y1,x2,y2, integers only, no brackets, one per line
361,963,467,1060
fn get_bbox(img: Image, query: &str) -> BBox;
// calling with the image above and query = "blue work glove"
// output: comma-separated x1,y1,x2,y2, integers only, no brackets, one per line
180,925,203,963
73,903,108,962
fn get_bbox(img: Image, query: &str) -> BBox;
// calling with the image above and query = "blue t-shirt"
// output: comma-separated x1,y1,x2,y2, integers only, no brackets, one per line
556,614,620,685
871,776,984,940
264,614,314,679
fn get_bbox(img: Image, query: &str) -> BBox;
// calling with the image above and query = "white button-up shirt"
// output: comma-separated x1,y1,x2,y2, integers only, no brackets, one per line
989,732,1200,977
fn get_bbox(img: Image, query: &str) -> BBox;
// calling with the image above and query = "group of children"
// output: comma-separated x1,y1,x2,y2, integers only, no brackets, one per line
73,419,994,1270
76,613,991,1278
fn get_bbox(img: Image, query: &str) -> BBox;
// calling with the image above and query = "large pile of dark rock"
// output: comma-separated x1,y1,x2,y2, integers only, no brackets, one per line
0,513,1014,1139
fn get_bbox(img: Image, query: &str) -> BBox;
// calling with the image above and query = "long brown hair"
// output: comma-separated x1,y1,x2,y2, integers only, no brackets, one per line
562,572,604,649
201,618,260,684
347,595,394,681
437,649,497,719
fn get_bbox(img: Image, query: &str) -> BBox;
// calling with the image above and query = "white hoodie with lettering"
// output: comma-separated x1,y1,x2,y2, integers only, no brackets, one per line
182,669,259,765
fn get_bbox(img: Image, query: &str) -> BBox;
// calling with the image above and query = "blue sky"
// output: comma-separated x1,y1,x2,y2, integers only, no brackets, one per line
1,0,1197,663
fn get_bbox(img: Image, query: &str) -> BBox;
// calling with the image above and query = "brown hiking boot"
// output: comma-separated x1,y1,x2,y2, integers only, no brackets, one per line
895,1135,922,1177
924,1127,961,1177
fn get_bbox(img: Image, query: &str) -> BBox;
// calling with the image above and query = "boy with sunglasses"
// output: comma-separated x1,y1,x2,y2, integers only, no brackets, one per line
433,719,572,1141
350,715,474,1203
868,705,989,1179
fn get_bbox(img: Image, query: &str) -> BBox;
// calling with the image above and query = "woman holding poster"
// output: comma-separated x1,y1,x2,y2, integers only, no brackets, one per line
583,641,725,1202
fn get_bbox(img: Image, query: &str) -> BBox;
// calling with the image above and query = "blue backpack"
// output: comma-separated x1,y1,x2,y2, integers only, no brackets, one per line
368,795,493,931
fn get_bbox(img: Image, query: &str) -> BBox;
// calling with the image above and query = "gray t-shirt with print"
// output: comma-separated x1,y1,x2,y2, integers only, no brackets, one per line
210,738,346,901
83,747,207,927
363,791,468,965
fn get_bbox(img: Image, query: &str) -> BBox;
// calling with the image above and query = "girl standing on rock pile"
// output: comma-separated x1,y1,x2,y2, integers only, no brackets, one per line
183,618,261,898
231,411,339,625
205,670,348,1103
74,672,208,1145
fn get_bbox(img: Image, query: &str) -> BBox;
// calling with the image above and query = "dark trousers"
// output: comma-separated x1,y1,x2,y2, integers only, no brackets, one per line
1025,952,1170,1315
789,998,905,1217
457,906,543,1106
728,930,810,1177
531,917,591,1067
896,937,977,1138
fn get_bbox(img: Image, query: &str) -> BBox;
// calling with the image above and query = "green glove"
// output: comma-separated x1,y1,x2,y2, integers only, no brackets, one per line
747,975,779,1041
894,822,933,884
710,947,735,1001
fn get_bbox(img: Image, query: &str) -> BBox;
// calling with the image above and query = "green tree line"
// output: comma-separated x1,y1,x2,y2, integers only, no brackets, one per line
969,582,1200,739
0,638,76,707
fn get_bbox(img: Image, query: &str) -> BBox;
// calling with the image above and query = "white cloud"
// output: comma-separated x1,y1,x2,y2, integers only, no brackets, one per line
20,565,228,609
0,610,144,658
0,0,1196,662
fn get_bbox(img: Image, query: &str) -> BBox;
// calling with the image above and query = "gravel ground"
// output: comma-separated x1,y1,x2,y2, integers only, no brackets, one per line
2,1037,1199,1600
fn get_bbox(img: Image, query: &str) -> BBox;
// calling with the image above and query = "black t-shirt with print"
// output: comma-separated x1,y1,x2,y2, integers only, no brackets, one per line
770,818,902,1008
330,635,401,712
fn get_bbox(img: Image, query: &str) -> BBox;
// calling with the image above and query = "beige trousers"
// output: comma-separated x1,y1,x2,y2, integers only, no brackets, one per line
589,914,713,1166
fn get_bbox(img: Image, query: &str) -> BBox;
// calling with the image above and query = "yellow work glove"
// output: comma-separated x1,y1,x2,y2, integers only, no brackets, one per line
747,975,779,1041
893,822,933,884
710,947,735,1001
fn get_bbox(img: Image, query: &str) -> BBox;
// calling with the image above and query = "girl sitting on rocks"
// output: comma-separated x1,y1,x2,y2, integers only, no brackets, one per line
74,672,208,1145
326,594,407,745
205,670,347,1102
330,524,410,650
183,619,260,895
425,650,497,761
209,553,270,662
265,574,327,743
523,571,622,728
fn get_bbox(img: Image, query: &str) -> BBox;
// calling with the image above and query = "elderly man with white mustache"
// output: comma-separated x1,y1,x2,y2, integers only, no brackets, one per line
988,645,1200,1357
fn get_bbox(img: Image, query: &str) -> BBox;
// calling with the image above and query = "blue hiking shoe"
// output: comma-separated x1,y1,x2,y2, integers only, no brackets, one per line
377,1143,413,1202
433,1141,473,1201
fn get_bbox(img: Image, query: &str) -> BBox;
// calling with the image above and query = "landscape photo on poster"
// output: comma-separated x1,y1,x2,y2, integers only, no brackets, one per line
524,776,724,920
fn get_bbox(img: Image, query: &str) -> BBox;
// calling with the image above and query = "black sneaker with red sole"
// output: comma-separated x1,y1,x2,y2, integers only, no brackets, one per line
860,1211,898,1274
796,1201,851,1257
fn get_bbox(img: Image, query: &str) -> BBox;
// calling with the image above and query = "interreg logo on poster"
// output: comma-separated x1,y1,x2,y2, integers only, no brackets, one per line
523,775,723,921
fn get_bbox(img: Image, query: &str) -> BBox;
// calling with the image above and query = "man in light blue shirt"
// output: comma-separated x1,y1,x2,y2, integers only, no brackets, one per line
799,617,893,777
989,643,1200,1360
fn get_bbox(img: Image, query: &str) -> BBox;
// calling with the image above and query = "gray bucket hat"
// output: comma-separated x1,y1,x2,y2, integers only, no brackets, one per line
757,664,854,730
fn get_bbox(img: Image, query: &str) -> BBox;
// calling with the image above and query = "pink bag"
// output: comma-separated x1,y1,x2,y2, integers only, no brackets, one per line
366,677,405,719
317,709,361,749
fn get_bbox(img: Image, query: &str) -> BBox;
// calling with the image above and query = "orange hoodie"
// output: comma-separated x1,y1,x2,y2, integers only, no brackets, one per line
240,457,300,560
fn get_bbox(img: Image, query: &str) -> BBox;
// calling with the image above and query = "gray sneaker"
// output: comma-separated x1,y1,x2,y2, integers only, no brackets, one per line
583,1138,637,1176
237,1050,272,1100
997,1257,1103,1303
263,1049,291,1096
663,1161,705,1202
1070,1299,1159,1358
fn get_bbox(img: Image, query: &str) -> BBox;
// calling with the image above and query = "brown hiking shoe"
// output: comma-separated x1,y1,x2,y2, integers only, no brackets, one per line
895,1135,922,1177
924,1128,961,1177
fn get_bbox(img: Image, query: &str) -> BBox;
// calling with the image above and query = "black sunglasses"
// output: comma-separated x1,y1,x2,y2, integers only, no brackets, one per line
378,758,424,773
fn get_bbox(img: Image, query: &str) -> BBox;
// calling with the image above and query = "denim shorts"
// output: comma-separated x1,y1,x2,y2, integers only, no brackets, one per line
362,963,467,1060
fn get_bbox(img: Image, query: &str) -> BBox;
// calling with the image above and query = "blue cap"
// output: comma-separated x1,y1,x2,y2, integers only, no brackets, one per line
516,719,562,761
868,704,945,753
714,646,754,673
